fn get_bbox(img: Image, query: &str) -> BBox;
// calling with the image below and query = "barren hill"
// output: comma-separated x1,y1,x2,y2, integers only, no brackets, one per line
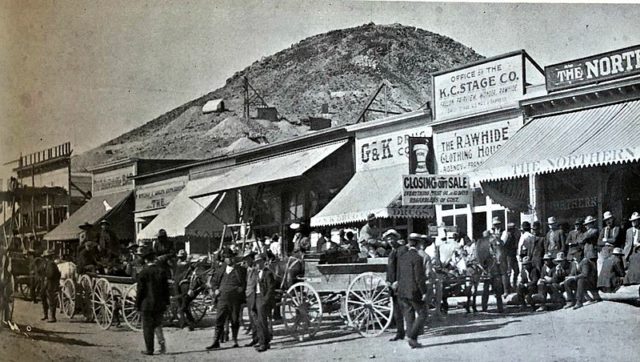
73,23,482,171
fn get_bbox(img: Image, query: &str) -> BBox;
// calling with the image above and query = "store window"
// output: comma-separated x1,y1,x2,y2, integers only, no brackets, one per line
442,205,454,210
285,190,305,221
507,210,521,228
455,214,468,235
442,216,454,226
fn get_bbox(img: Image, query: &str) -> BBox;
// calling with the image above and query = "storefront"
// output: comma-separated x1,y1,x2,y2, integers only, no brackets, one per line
310,110,435,237
431,50,545,239
471,45,640,230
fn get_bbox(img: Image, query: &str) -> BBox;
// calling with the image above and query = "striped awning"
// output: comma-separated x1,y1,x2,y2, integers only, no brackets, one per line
470,100,640,183
310,164,434,227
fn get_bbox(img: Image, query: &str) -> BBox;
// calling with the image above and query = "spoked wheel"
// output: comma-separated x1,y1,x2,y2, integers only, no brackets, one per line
281,282,323,341
60,279,76,318
346,272,394,338
190,289,211,324
122,283,141,332
92,278,115,330
78,274,94,322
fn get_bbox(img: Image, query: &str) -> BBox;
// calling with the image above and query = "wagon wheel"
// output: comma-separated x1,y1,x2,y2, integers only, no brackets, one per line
122,283,141,332
78,274,94,322
346,272,393,338
190,288,211,324
92,278,115,330
60,279,76,318
281,282,323,341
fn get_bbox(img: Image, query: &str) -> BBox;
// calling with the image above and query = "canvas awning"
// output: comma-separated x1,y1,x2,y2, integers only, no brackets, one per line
44,190,133,241
137,178,223,240
310,164,434,227
470,100,640,183
191,140,347,199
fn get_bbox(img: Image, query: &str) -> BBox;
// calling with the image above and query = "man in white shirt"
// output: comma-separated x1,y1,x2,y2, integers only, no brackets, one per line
518,222,536,283
269,234,282,259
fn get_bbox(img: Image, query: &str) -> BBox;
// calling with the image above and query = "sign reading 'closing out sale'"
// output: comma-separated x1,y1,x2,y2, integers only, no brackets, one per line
433,53,524,121
402,174,472,206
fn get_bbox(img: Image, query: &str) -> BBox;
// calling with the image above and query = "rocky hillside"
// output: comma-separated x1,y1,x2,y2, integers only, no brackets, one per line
73,23,482,171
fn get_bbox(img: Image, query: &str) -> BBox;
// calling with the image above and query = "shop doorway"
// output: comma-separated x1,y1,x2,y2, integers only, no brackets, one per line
472,212,487,240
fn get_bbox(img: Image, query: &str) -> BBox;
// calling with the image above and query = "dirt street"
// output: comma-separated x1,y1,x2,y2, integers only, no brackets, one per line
2,289,639,362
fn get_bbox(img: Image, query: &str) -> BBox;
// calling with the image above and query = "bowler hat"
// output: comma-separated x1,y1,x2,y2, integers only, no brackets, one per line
408,232,421,240
492,217,502,225
367,213,376,221
603,211,614,220
382,229,401,240
543,253,553,260
583,215,597,225
612,247,624,255
629,212,640,222
521,221,531,230
547,216,557,224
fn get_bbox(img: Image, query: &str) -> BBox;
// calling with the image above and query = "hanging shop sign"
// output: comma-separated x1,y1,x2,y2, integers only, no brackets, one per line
402,174,472,206
408,137,435,174
545,44,640,92
434,117,522,174
93,165,135,196
135,177,188,212
432,52,525,122
356,124,431,171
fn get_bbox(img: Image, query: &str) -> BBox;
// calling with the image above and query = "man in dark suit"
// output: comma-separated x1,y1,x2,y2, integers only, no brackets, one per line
564,249,602,310
580,216,600,260
517,257,540,308
544,217,565,258
253,253,275,352
386,229,408,342
623,212,640,269
243,251,259,347
136,249,170,355
40,249,61,323
566,218,585,262
597,247,625,293
396,235,427,349
207,249,247,349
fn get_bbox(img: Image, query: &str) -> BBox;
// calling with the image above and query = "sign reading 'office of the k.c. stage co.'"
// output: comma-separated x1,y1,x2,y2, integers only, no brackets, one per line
545,44,640,92
432,53,524,121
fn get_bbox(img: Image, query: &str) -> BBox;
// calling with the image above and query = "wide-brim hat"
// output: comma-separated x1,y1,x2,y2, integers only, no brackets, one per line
79,222,93,230
543,253,553,261
408,232,421,240
126,242,138,250
612,247,624,255
583,216,597,225
367,213,376,221
382,229,401,240
629,212,640,222
99,219,110,226
492,217,502,225
547,216,557,225
603,211,613,220
290,223,301,230
554,252,566,263
574,218,584,225
42,249,55,257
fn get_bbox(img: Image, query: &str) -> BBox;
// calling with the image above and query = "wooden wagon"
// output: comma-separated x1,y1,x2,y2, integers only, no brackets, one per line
279,255,394,341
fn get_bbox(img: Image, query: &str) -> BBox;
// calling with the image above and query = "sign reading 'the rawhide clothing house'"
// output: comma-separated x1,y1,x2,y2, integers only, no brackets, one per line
402,174,472,206
433,53,524,121
545,44,640,92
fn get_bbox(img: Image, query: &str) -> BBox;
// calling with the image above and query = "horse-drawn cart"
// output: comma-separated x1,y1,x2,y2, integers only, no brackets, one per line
279,255,393,341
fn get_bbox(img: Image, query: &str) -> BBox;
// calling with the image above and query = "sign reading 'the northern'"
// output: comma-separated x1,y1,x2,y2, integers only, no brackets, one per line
402,174,472,206
433,53,524,121
545,44,640,92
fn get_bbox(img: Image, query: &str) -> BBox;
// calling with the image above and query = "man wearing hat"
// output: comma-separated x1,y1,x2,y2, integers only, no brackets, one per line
77,241,99,274
40,249,61,323
98,219,119,260
550,252,569,305
27,249,44,303
207,248,247,350
136,248,170,355
253,253,275,352
396,233,428,349
243,250,259,345
544,216,565,259
581,216,600,261
516,256,540,308
597,248,626,293
76,221,94,255
385,229,407,342
124,242,141,277
564,249,602,310
358,213,379,244
623,211,640,269
530,221,545,271
536,253,557,311
501,222,520,294
598,211,622,274
566,218,585,262
517,221,535,266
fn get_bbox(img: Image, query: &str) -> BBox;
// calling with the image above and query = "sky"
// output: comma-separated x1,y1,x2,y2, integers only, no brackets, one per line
1,0,640,183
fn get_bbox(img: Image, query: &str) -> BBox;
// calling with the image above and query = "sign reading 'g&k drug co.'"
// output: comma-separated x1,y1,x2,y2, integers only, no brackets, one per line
545,44,640,92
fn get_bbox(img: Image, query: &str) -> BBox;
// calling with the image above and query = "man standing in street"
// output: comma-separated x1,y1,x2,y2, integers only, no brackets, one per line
566,218,585,262
136,248,170,355
385,229,407,342
243,251,258,346
501,223,520,294
623,212,640,269
530,221,545,271
207,249,246,349
397,235,427,349
40,250,61,323
253,253,275,352
581,216,600,260
598,211,621,274
545,217,565,258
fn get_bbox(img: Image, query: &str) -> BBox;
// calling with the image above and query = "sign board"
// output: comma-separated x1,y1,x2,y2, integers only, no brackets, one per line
408,137,435,174
545,44,640,92
135,177,188,212
93,165,135,196
402,174,472,205
355,124,431,171
434,117,522,174
433,53,524,121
